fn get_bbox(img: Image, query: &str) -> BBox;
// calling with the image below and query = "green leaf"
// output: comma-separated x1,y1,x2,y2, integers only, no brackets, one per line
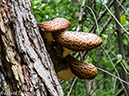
116,54,122,64
111,58,117,61
53,0,61,3
120,15,126,25
117,54,122,60
122,60,129,71
102,34,108,39
123,38,128,46
116,60,121,64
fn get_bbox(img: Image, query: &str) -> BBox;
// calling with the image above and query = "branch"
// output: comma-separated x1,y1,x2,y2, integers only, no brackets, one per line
97,67,129,86
100,0,129,35
86,6,98,30
89,0,114,33
96,29,116,66
76,0,86,31
115,88,124,96
67,77,78,96
116,0,129,16
98,15,113,36
101,46,128,95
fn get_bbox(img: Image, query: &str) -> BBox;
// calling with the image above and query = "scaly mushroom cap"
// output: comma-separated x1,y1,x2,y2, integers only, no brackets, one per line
37,18,71,32
69,56,98,79
52,30,102,51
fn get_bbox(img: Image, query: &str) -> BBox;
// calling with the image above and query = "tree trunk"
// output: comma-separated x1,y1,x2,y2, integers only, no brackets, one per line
114,0,129,95
0,0,63,96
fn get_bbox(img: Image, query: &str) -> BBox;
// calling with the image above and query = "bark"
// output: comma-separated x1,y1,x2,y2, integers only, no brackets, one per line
114,0,129,95
0,0,63,96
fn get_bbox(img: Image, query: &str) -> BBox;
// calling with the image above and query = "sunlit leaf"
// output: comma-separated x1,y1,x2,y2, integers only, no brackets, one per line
116,54,122,64
123,38,128,46
53,0,61,3
102,34,108,39
117,54,122,60
120,15,126,25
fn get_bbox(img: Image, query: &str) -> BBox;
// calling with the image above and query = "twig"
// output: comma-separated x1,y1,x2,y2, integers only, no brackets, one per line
107,47,128,74
98,15,113,36
76,0,86,31
90,75,105,95
113,77,117,94
90,87,100,96
115,88,124,96
67,77,78,96
59,80,65,84
97,67,129,85
78,90,85,96
89,0,114,33
101,46,128,95
97,29,116,66
86,6,98,30
84,80,89,96
100,0,129,35
116,0,129,16
121,1,129,16
64,81,71,92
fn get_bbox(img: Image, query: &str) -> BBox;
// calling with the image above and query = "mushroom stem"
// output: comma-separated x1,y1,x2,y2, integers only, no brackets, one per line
63,47,72,58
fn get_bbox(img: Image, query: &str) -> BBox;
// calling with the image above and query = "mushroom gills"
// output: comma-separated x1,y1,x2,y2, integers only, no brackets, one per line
68,55,98,79
63,47,72,58
57,66,75,81
42,32,54,42
52,30,102,51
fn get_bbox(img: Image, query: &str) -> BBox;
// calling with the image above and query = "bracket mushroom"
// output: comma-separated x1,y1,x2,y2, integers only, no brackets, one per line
37,18,72,55
68,55,98,79
37,18,71,41
37,18,72,57
52,30,102,51
38,18,71,32
52,30,102,80
37,17,102,81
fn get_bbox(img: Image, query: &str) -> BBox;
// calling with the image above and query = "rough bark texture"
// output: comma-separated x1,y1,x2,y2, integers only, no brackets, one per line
0,0,63,96
114,0,129,95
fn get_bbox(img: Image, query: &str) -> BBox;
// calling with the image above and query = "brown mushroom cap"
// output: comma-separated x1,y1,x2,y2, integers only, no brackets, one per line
37,18,71,32
69,56,98,79
52,30,102,51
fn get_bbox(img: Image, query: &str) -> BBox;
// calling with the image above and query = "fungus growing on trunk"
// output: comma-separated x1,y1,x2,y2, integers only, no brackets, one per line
38,17,102,81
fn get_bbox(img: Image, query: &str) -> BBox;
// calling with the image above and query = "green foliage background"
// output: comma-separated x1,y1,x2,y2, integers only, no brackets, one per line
31,0,129,95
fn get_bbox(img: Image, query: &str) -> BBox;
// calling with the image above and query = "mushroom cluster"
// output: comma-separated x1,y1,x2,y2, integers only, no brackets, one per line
37,18,102,81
